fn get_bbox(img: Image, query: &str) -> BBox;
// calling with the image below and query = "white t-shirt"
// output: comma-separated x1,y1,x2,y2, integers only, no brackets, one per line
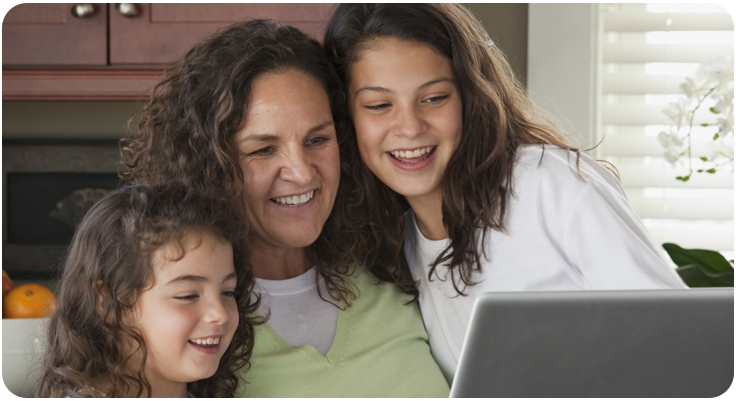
255,267,339,356
404,144,687,382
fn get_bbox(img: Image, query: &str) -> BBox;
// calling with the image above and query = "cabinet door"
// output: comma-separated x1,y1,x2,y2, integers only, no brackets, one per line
2,3,108,66
109,3,336,65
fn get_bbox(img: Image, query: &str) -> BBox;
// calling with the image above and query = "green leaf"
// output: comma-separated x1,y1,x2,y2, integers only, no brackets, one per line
697,169,704,173
701,123,710,127
709,107,720,114
706,168,717,174
663,243,734,275
700,156,708,161
676,175,690,182
714,133,720,140
676,264,734,287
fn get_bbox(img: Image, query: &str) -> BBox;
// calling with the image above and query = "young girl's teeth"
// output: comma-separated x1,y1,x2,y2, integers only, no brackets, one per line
191,337,220,345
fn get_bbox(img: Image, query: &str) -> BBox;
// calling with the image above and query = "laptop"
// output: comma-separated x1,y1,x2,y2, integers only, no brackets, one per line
449,288,734,398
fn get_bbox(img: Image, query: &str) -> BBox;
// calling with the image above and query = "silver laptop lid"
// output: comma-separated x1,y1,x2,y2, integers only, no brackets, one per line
450,288,734,397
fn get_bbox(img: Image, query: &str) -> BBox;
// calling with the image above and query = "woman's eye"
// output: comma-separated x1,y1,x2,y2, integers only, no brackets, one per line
222,290,236,298
175,294,199,301
306,136,328,146
249,146,273,156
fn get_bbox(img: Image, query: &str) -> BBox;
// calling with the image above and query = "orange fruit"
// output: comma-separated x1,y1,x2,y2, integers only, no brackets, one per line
2,283,57,319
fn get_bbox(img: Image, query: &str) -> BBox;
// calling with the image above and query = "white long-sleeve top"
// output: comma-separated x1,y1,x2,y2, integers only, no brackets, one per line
404,144,687,383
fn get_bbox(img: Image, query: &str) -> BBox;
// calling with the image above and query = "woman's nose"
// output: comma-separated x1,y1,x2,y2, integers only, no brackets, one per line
279,149,315,185
394,106,426,139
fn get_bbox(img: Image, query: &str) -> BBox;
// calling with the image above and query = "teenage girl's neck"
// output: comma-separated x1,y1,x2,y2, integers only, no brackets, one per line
250,244,312,280
406,188,448,241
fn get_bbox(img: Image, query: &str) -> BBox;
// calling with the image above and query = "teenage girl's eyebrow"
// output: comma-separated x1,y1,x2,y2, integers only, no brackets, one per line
353,77,455,98
222,272,238,283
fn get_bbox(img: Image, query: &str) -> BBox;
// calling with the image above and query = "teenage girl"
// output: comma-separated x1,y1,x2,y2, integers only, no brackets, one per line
324,3,687,381
35,183,257,397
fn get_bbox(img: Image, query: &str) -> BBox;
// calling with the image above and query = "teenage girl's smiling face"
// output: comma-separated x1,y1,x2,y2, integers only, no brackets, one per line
236,69,340,261
131,232,238,395
349,38,462,205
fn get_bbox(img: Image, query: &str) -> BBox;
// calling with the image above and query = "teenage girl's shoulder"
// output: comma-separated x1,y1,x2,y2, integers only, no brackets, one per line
513,144,626,198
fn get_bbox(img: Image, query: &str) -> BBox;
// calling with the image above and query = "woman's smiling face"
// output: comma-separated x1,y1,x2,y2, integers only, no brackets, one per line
349,38,462,205
235,69,340,259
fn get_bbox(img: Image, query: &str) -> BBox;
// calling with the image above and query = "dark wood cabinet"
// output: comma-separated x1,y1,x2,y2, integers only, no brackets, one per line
2,3,108,66
109,4,334,64
2,3,335,100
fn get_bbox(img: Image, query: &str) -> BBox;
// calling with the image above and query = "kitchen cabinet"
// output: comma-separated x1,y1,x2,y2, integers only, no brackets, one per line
2,3,107,66
2,3,335,100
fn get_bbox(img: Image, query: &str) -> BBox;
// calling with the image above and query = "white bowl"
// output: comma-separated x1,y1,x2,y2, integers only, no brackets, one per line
2,317,49,397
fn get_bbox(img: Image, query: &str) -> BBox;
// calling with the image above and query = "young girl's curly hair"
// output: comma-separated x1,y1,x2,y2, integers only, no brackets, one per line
35,183,258,397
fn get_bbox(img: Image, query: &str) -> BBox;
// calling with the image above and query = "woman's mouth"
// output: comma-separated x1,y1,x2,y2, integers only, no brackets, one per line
270,190,315,207
388,146,436,163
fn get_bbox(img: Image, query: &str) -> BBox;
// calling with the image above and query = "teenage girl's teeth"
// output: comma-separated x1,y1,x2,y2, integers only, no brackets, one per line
273,190,314,206
392,147,432,159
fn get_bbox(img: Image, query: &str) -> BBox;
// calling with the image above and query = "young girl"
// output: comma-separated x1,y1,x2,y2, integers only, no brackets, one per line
323,3,687,381
35,183,257,397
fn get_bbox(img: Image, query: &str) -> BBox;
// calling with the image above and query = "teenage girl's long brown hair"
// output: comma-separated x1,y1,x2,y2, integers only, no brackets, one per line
35,183,257,397
324,3,582,295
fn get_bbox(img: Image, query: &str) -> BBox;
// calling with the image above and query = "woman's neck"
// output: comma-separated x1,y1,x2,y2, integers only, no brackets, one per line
250,245,311,280
406,187,448,240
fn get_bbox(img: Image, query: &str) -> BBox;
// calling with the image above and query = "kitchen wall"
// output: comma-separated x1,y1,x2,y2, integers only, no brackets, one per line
1,4,528,141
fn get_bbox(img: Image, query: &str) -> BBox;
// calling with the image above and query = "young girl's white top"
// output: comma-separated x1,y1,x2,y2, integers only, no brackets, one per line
404,144,687,382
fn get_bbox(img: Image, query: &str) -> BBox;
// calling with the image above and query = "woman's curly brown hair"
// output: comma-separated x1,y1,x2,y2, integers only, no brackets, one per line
120,19,364,305
35,183,258,397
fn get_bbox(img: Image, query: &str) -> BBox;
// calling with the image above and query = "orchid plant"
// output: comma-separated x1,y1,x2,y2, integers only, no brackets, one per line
658,56,734,182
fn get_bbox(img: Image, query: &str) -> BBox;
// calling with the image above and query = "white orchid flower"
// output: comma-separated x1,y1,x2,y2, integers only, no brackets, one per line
663,149,680,166
662,98,689,129
657,130,684,150
718,114,734,136
679,77,700,99
660,56,734,178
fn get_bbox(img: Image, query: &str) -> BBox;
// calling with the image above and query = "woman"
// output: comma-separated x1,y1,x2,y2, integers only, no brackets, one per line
122,19,449,396
323,3,687,382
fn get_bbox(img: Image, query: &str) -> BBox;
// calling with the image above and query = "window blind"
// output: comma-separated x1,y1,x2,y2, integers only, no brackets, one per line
598,3,734,258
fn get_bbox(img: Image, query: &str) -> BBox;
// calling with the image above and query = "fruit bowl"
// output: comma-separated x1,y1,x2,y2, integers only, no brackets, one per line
2,317,49,396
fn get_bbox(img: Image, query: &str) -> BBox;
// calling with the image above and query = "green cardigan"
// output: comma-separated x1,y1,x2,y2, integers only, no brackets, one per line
236,268,450,397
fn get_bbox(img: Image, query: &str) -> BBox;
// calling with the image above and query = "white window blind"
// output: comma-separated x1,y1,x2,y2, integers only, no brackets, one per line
598,3,734,259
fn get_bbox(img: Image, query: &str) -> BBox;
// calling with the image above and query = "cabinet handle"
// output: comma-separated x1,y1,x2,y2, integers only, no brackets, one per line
70,4,95,18
116,3,140,18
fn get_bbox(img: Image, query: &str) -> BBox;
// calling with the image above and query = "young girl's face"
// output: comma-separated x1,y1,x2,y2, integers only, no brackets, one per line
349,38,463,205
130,231,239,393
